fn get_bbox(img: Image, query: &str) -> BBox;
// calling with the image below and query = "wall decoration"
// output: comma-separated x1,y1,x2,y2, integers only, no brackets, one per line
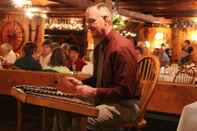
45,17,84,31
0,20,25,52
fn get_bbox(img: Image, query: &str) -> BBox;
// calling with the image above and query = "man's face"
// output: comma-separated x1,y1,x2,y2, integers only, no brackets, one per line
42,45,52,56
69,50,79,61
86,8,106,38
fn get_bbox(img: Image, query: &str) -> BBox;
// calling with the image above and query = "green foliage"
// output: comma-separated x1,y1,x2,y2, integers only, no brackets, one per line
112,15,126,31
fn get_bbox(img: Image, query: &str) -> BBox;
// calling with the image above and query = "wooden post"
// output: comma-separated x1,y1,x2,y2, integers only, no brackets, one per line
28,22,32,41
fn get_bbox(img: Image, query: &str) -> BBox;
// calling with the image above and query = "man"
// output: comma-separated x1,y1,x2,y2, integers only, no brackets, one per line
58,3,139,130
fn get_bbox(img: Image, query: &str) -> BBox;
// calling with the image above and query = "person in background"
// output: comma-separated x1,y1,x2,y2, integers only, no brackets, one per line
43,47,72,74
137,41,150,55
160,47,170,66
180,40,193,65
81,51,94,75
153,48,170,66
0,43,17,68
135,46,143,60
66,45,86,72
56,3,139,131
61,43,70,60
14,42,42,71
39,40,57,68
165,48,172,64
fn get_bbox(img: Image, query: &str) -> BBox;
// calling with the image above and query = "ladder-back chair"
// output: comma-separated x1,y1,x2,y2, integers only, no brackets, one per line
117,55,160,131
173,67,195,84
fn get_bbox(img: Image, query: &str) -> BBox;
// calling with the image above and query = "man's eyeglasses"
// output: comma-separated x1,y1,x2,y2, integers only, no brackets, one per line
86,16,107,25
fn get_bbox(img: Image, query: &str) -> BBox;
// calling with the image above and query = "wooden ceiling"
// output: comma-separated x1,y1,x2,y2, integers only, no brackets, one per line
0,0,197,18
117,0,197,18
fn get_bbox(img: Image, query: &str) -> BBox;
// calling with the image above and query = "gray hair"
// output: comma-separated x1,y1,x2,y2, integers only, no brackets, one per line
86,3,112,18
0,43,13,53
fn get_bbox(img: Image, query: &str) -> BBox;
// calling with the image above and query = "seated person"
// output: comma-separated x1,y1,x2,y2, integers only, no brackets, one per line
0,43,17,68
180,40,193,65
66,45,86,72
135,46,143,60
165,48,172,63
61,42,70,61
160,48,170,66
81,52,93,75
43,47,72,74
39,40,57,68
14,42,42,71
54,3,139,131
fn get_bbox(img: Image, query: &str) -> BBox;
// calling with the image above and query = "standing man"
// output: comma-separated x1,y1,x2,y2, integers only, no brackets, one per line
58,2,139,131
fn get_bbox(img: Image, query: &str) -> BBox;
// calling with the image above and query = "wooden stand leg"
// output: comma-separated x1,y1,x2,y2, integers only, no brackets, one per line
17,101,22,131
79,117,87,131
72,117,87,131
42,107,47,131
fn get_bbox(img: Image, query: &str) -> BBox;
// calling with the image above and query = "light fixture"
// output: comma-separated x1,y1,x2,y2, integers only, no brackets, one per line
155,32,164,40
12,0,47,19
191,31,197,41
12,0,32,8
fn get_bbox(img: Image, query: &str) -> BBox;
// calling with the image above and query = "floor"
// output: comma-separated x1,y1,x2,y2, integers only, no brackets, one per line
0,95,179,131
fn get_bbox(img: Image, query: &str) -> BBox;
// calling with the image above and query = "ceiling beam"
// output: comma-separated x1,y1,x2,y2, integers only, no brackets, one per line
48,0,95,8
120,0,197,4
118,8,172,24
152,11,197,18
118,1,197,10
118,6,197,13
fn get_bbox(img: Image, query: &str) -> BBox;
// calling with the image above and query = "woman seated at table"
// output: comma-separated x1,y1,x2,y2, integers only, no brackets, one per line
0,43,17,68
14,42,42,71
43,47,72,74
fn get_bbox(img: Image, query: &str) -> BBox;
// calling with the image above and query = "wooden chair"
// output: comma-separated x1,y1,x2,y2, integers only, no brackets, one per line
116,55,160,131
173,67,195,84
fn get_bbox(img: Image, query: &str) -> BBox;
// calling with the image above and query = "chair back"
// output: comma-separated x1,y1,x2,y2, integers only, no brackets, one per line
173,67,195,84
136,55,160,121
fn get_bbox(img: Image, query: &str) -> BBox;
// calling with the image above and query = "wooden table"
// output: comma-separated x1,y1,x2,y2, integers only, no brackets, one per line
148,81,197,115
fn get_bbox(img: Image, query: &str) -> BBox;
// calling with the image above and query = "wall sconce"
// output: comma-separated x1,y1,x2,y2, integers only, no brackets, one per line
25,7,47,19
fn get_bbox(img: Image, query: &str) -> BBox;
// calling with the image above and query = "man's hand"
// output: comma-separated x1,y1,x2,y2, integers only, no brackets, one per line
58,76,96,97
65,77,83,85
75,85,97,97
58,76,82,93
96,104,120,121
